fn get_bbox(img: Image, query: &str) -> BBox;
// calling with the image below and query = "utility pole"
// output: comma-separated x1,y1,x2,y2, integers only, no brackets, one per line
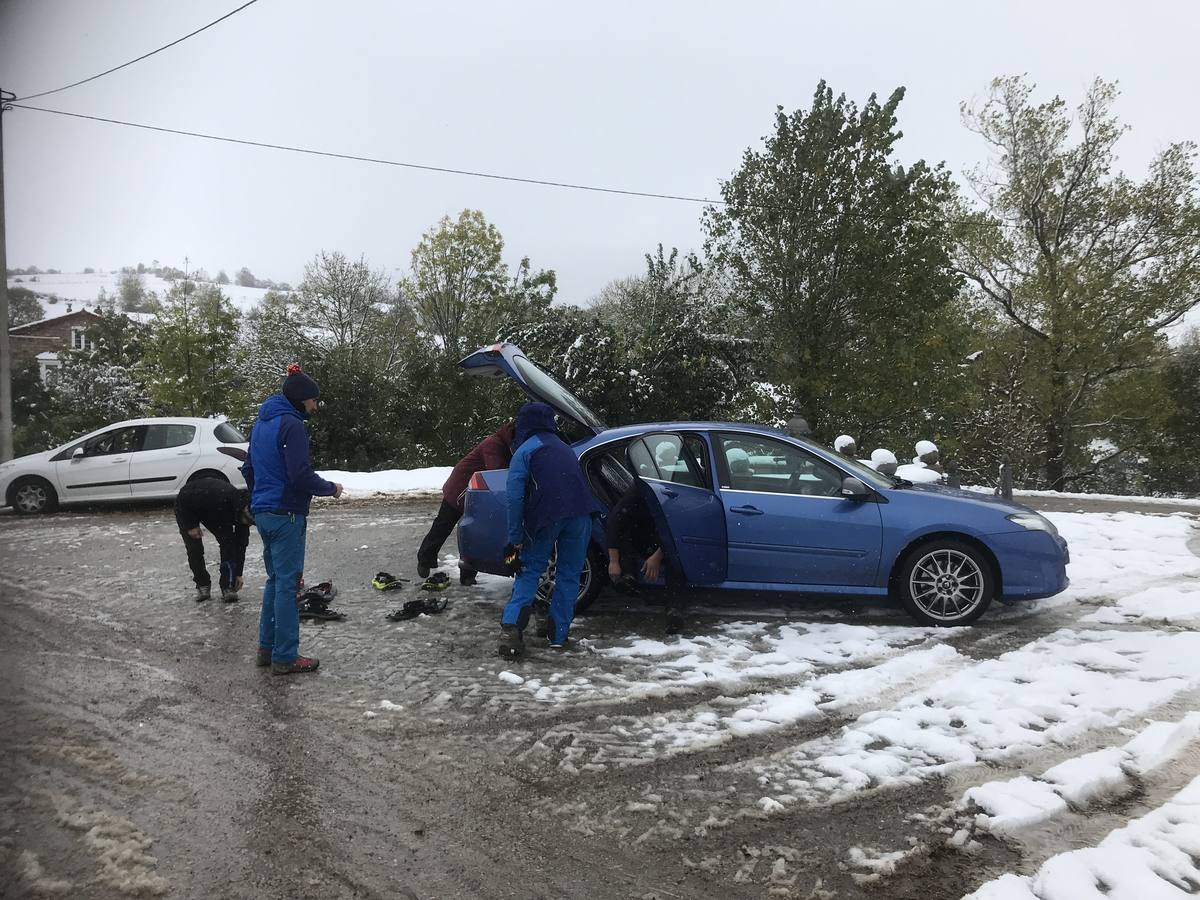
0,90,15,462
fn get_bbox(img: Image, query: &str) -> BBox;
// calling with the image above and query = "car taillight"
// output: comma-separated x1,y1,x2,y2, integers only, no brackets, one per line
468,472,488,491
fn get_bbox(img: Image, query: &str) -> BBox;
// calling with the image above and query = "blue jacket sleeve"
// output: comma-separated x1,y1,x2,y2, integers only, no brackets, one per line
506,440,534,545
279,417,337,497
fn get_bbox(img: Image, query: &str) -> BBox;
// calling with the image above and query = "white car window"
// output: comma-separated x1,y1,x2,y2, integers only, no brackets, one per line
142,424,197,451
81,426,144,457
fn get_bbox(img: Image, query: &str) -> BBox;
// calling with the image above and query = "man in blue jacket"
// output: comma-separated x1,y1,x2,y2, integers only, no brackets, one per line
499,402,599,658
242,364,343,675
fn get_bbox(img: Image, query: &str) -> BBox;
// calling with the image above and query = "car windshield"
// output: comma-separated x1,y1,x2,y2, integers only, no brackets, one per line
511,355,606,432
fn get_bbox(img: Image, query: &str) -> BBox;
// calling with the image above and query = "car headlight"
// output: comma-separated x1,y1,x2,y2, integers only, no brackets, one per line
1007,513,1058,536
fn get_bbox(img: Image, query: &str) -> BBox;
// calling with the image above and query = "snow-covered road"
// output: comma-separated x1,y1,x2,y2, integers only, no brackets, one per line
1,501,1198,898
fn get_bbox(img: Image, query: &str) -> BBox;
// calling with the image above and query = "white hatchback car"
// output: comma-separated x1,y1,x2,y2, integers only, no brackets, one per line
0,417,249,514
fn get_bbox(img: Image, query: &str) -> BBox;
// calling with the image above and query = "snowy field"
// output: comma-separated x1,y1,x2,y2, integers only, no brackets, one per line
8,270,275,319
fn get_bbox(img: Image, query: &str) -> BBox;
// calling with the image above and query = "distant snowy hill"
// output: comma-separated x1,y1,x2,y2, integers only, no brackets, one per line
6,271,276,321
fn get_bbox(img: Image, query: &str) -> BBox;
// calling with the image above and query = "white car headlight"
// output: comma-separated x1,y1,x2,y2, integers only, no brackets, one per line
1007,513,1058,536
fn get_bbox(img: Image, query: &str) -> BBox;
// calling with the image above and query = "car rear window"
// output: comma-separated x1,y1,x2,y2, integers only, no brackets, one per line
214,422,246,443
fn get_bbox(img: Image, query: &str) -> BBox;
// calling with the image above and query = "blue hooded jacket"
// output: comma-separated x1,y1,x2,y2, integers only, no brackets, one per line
241,394,337,516
506,402,599,543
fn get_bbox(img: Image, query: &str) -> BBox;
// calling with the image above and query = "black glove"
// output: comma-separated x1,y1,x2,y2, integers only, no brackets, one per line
503,543,523,575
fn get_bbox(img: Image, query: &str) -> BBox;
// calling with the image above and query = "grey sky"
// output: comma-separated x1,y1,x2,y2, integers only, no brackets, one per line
2,0,1197,303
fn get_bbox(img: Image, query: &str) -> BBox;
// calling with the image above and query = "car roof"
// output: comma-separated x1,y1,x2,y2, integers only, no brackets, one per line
103,417,227,428
584,421,790,443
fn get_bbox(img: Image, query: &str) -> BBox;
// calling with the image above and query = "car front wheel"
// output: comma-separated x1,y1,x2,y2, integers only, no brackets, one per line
10,476,59,515
898,539,994,626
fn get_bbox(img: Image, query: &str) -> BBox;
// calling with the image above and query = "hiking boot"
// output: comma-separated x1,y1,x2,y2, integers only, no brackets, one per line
256,648,271,667
497,625,524,659
195,585,211,602
221,588,240,603
271,656,320,675
417,562,431,579
459,572,478,587
548,637,568,651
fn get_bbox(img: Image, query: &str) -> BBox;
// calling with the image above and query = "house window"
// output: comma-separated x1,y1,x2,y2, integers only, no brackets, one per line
70,327,95,351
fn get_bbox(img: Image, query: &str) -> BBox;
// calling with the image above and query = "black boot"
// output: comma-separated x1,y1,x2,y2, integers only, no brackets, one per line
497,625,525,659
195,585,211,602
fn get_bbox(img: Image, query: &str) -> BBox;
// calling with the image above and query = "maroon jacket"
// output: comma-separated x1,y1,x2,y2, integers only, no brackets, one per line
442,422,516,511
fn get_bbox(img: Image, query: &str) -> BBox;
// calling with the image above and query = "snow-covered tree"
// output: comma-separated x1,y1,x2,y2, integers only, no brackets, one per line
954,77,1200,490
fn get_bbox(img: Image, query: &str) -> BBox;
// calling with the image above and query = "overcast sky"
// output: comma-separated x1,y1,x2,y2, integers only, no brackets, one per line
2,0,1198,303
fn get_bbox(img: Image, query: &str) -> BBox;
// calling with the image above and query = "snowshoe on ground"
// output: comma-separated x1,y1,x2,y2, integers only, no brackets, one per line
497,625,525,659
372,571,408,591
298,582,344,621
271,655,319,675
385,596,449,622
420,572,452,592
299,603,347,621
196,585,211,602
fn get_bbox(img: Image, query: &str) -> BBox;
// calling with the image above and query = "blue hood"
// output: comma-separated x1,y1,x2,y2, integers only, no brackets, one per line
259,393,308,421
515,402,557,449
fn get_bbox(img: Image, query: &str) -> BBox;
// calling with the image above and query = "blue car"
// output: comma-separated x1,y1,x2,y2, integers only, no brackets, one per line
457,343,1069,626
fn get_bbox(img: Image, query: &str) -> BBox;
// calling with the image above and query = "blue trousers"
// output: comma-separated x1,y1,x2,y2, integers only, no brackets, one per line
502,515,591,644
256,512,307,664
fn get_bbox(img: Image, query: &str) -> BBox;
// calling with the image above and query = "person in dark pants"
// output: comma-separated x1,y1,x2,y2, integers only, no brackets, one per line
242,364,343,676
498,403,599,658
417,421,515,585
605,480,687,634
174,477,253,602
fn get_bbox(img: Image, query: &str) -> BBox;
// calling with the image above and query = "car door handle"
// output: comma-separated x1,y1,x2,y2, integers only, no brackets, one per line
660,488,678,499
176,450,194,455
111,457,128,464
730,505,763,516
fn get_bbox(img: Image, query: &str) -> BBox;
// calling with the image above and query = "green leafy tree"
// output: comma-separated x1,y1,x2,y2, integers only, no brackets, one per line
147,282,241,416
118,271,157,312
12,360,56,454
406,209,556,358
7,286,42,327
588,246,763,423
954,76,1200,489
704,82,964,438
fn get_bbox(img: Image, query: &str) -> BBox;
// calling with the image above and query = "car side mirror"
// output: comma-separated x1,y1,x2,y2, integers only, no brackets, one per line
72,446,86,459
840,476,870,501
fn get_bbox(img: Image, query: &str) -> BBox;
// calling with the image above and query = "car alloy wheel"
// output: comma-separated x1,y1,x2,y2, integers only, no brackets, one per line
536,548,593,607
14,481,51,514
908,548,985,622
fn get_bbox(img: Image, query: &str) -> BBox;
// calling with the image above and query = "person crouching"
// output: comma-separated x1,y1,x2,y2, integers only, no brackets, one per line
498,402,599,658
175,476,252,602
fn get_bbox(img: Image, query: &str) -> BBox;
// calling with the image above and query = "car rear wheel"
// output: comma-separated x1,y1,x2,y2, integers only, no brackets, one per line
10,476,59,515
898,539,994,626
536,544,606,615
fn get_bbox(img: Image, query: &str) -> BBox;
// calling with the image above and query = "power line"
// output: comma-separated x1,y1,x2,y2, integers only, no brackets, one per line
9,102,1200,239
9,103,727,206
14,1,260,102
